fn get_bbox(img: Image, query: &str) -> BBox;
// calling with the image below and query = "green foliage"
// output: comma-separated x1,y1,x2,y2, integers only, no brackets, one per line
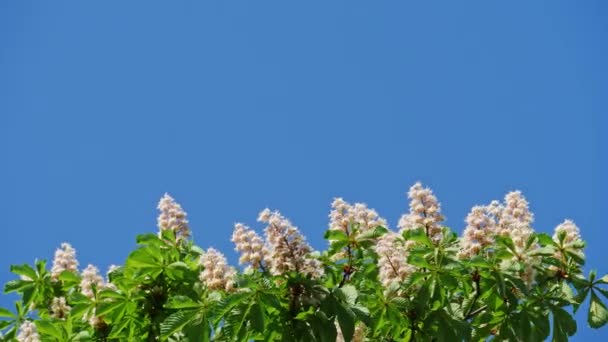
1,221,607,341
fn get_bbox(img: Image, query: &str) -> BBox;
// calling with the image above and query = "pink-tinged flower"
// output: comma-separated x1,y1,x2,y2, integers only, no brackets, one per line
328,198,387,259
553,219,581,245
550,219,583,272
51,243,79,280
458,205,498,259
489,191,538,286
80,264,105,299
157,193,190,241
259,208,324,278
17,321,40,342
375,232,414,291
231,223,271,271
199,248,237,292
329,198,388,235
398,182,444,243
50,296,71,319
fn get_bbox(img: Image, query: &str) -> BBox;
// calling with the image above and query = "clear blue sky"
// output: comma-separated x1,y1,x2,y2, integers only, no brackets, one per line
1,1,606,340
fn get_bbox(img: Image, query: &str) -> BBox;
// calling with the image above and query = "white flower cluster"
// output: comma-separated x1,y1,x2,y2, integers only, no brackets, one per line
157,193,190,241
375,232,414,291
328,198,388,260
50,296,71,319
553,219,581,245
459,191,538,285
329,198,387,235
497,191,534,250
551,219,582,271
199,248,236,292
398,182,444,242
80,264,105,299
259,208,323,278
458,205,499,259
16,321,40,342
51,243,79,280
231,223,270,271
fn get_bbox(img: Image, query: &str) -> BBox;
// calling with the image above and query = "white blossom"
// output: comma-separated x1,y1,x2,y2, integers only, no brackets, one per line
50,296,71,319
80,264,105,299
259,208,323,278
51,243,79,280
157,193,190,241
329,198,387,235
553,219,581,245
16,321,40,342
375,231,414,291
231,223,270,271
199,248,237,292
458,205,498,259
398,182,444,243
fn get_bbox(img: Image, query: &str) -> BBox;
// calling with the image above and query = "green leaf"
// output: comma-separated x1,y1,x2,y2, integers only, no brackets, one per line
552,306,577,342
536,233,556,246
0,308,15,319
467,257,491,269
338,285,358,305
357,226,388,242
404,228,433,247
36,320,63,340
10,264,37,280
166,261,189,280
160,310,197,340
324,230,348,242
408,254,432,269
58,271,80,285
249,302,264,332
566,250,585,265
336,302,355,342
136,233,161,245
126,248,162,269
596,274,608,285
588,291,608,328
165,295,201,309
530,246,554,257
3,279,32,293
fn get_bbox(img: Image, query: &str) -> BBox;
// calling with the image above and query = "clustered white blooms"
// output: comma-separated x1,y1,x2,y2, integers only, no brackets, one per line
551,219,582,270
458,205,499,259
231,223,270,271
458,191,539,285
553,219,581,245
375,232,414,291
259,208,323,278
497,191,535,250
199,247,237,292
16,321,40,342
80,264,105,299
50,296,71,319
157,193,190,241
328,198,388,260
329,198,388,235
336,322,367,342
398,182,445,242
50,242,79,280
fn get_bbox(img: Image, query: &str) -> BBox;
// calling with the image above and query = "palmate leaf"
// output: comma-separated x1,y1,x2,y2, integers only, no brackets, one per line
0,308,14,319
10,264,37,280
334,301,355,342
588,291,608,329
551,306,577,342
160,309,198,340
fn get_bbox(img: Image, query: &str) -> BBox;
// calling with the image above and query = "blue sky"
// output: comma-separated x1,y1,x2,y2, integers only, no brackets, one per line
1,1,606,340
